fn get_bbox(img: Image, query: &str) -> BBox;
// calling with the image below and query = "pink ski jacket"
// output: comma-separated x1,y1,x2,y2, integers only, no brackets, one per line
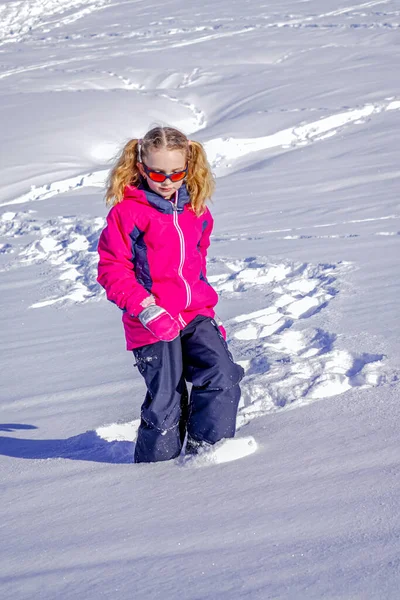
97,184,219,349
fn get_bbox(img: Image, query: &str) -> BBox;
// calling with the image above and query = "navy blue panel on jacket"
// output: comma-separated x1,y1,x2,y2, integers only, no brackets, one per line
129,225,152,292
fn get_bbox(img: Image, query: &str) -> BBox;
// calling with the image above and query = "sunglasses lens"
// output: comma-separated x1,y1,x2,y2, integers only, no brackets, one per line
170,171,186,181
143,164,187,183
169,171,186,182
148,171,167,182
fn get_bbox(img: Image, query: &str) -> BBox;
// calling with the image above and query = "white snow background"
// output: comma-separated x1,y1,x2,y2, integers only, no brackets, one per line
1,0,400,598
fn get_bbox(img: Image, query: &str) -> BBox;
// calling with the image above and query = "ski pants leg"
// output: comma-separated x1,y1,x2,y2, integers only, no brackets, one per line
133,337,187,463
182,316,244,445
133,316,244,463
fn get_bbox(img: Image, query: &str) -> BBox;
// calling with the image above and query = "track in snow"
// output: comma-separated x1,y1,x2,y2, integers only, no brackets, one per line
0,0,112,45
2,202,396,464
205,99,400,168
1,98,399,210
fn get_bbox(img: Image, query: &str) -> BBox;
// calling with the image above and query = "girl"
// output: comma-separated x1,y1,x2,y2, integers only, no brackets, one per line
97,126,244,463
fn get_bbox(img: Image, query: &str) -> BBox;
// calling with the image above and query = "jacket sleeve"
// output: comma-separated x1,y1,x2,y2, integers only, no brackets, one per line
97,205,151,316
198,210,214,279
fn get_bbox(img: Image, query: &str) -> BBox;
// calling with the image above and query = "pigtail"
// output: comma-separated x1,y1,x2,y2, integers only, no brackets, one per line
186,140,215,216
105,139,142,206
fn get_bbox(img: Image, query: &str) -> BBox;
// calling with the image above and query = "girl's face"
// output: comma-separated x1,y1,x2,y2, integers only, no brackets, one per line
138,148,187,200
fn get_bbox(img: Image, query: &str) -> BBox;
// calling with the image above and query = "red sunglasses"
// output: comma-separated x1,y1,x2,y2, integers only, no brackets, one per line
142,162,188,183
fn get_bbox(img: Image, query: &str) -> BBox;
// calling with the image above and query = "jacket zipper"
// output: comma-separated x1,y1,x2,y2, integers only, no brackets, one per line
172,191,191,310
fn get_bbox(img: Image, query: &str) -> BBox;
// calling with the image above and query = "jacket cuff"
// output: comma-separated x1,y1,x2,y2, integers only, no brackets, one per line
126,289,154,317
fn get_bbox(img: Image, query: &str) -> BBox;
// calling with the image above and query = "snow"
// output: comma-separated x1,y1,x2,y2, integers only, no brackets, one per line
1,0,400,598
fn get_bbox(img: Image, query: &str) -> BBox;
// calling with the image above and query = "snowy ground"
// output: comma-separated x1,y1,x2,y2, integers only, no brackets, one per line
1,1,400,598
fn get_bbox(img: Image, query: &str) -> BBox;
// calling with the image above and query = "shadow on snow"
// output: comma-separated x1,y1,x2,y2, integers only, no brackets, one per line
0,426,134,464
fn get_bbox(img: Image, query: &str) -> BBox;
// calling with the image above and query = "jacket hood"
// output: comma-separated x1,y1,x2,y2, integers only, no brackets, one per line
124,182,191,214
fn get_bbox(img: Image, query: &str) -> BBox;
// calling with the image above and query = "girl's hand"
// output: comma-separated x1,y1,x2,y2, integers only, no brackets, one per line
138,305,180,342
139,294,156,309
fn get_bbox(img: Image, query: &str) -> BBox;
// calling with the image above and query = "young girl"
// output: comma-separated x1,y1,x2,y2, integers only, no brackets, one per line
97,126,244,463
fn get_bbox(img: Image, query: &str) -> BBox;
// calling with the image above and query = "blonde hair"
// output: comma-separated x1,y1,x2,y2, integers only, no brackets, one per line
105,127,215,216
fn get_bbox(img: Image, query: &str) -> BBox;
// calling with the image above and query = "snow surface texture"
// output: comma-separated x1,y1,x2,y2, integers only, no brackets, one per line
1,1,400,599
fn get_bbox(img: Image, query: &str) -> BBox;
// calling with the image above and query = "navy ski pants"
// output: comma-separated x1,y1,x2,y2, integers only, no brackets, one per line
132,315,244,463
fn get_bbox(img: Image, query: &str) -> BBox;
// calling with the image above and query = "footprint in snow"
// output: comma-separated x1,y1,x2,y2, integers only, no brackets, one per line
94,257,394,460
206,257,392,428
1,212,395,460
